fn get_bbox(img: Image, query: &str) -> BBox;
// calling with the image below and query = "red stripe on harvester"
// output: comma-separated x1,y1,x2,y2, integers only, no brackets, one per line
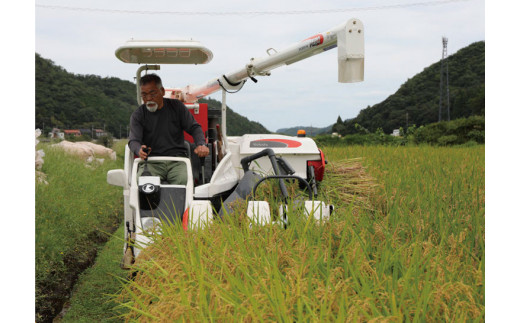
182,208,189,231
254,139,302,148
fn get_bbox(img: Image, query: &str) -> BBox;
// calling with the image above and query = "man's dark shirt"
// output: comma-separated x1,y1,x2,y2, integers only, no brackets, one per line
128,98,205,157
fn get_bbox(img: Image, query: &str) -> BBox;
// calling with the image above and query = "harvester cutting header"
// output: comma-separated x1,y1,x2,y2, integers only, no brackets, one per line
107,18,365,268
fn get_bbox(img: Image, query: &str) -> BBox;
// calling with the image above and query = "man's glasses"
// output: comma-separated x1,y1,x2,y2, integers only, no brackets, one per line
141,91,159,99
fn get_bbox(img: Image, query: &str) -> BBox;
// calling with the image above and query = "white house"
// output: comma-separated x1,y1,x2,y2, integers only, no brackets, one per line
49,128,65,139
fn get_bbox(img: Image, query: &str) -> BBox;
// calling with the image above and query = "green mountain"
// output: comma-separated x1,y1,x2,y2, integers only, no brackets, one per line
35,53,136,137
333,41,485,135
276,125,333,137
35,54,270,137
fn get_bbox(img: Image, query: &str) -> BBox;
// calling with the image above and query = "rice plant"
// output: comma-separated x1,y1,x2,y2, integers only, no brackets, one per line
115,145,484,322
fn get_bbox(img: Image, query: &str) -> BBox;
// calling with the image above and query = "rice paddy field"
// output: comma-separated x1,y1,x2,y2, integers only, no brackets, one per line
115,144,485,322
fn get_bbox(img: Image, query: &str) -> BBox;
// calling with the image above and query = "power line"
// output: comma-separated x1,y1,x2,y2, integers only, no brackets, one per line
36,0,472,16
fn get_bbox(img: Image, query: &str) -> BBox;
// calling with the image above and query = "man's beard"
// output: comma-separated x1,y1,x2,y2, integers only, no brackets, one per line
146,101,158,112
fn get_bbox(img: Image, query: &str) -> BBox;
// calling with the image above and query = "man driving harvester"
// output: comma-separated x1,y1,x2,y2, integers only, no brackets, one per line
128,73,209,184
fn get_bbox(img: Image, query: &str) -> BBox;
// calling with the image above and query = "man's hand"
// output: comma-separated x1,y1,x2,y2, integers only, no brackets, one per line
139,145,151,160
194,145,209,158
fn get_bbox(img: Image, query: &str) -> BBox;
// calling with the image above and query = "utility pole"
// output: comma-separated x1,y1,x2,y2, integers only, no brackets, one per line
439,37,450,122
446,46,450,121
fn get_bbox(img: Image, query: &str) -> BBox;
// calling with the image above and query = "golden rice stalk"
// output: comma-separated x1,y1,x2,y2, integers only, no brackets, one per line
322,157,380,212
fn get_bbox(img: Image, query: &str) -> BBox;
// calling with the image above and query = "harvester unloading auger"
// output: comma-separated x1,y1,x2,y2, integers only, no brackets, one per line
107,18,364,268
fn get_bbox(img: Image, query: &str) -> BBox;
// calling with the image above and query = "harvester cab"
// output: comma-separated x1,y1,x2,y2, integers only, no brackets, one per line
107,18,365,268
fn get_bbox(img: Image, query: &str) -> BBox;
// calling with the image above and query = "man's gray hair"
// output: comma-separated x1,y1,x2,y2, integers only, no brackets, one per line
140,73,163,88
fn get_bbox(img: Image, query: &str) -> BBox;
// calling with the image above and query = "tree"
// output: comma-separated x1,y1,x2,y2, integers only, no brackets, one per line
339,41,484,131
332,115,345,134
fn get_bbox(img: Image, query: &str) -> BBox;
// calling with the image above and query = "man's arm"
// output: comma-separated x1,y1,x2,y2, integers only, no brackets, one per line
182,112,205,147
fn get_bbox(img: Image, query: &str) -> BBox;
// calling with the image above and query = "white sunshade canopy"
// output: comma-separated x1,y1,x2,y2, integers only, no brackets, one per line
115,40,213,64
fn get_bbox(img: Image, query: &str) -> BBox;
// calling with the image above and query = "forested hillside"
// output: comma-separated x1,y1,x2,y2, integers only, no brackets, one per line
36,39,484,139
333,41,485,135
36,54,136,137
35,54,270,137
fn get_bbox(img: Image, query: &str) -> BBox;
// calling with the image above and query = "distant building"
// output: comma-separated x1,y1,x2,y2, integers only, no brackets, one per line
64,129,81,137
76,128,107,138
79,129,92,137
391,129,401,137
49,128,64,139
94,129,107,137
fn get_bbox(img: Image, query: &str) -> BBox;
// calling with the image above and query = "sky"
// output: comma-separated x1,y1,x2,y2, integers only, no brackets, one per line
33,0,485,132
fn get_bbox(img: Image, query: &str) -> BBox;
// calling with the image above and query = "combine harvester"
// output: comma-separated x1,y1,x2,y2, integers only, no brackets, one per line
107,18,364,267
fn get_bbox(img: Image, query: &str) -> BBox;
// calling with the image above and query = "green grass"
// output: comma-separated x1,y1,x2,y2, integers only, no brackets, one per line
114,145,484,321
59,225,129,322
35,140,127,322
